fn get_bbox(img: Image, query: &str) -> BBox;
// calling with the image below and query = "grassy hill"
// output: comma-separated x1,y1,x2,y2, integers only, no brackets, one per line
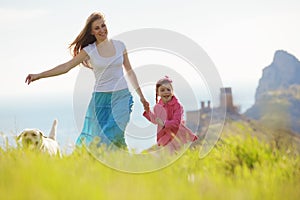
1,121,300,200
245,85,300,133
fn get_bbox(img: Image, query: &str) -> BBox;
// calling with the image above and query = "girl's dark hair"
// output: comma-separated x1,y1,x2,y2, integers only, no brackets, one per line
69,12,105,67
155,76,173,103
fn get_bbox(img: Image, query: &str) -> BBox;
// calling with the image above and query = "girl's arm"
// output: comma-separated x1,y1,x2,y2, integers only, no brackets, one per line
143,110,157,124
123,50,149,111
25,50,88,85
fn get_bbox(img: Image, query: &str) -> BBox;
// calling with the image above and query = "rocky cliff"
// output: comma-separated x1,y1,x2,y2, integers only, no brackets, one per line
245,50,300,133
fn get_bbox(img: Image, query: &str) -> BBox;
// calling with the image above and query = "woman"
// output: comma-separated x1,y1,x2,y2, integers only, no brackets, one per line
25,12,149,149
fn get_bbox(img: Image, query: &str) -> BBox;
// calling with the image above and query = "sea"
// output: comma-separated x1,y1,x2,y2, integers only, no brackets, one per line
0,89,254,154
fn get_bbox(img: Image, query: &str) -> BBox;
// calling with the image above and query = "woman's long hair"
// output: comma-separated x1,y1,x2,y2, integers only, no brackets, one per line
69,12,105,67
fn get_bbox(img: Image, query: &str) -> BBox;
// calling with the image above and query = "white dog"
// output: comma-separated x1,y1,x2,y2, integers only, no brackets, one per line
17,119,60,156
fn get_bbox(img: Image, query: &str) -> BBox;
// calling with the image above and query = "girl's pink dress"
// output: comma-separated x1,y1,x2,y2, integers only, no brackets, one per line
143,96,198,151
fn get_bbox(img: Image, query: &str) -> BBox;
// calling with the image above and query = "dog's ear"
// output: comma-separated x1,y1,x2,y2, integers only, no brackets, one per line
15,132,24,148
16,131,24,141
38,130,47,138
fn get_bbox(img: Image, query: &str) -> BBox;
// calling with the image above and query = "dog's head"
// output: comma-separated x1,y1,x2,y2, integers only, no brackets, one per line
17,129,46,149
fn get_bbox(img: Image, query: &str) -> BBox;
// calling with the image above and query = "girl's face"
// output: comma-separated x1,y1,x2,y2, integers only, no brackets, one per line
157,83,174,103
91,18,108,42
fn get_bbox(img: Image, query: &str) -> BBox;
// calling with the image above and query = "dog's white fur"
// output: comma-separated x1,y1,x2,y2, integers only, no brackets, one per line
17,119,60,156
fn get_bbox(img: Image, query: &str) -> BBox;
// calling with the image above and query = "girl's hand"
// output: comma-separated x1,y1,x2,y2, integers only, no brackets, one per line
156,118,164,127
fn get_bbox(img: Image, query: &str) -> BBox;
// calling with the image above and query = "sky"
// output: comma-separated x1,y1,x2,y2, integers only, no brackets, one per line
1,0,300,142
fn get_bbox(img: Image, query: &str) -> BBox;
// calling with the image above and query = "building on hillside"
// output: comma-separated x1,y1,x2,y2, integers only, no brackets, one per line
186,87,239,136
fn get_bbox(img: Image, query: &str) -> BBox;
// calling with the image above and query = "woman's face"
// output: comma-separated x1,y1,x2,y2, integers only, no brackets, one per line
158,83,174,103
91,18,108,42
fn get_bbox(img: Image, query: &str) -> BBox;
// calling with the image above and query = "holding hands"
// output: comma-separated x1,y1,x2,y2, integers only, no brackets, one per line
141,97,150,112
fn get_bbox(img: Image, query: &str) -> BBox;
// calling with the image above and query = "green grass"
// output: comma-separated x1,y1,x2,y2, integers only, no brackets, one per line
1,128,300,200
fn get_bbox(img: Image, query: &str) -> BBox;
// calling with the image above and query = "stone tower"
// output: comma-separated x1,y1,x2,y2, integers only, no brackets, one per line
220,87,234,113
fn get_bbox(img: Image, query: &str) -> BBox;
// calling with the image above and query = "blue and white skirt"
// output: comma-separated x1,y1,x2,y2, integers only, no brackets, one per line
76,88,133,148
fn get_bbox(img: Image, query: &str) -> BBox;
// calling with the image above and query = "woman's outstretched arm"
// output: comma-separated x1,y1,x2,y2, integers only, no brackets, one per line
25,50,88,85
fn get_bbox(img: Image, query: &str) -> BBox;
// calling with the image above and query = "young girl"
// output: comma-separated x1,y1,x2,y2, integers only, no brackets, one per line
143,76,198,152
